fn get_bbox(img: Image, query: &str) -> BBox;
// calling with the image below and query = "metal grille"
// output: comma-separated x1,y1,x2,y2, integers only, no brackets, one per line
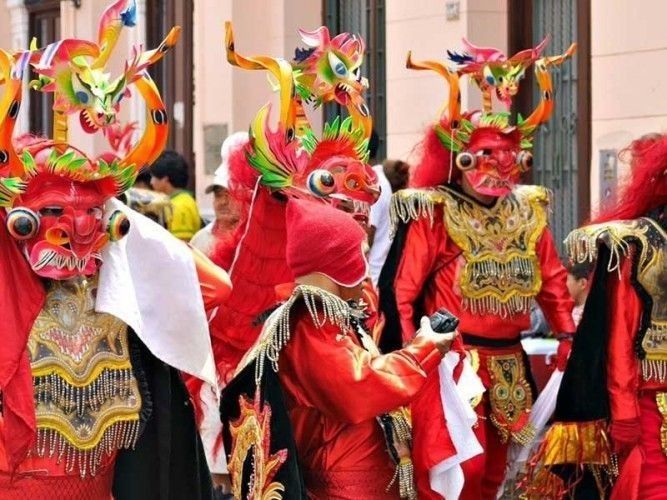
324,0,386,160
531,0,578,247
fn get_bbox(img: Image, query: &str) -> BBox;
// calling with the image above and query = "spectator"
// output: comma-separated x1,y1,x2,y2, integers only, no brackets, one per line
566,260,594,326
134,168,152,190
367,132,410,286
150,150,202,241
191,132,247,256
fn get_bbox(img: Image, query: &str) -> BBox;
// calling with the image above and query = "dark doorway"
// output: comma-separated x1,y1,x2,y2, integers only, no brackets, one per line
146,0,195,190
26,0,61,137
508,0,591,247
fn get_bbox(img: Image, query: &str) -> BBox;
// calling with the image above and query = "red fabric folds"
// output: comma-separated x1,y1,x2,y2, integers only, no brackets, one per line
0,216,45,470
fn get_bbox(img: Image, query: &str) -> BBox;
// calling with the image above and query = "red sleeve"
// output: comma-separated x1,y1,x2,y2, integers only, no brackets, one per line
281,317,443,424
535,228,576,334
394,211,445,343
607,256,642,421
190,245,232,314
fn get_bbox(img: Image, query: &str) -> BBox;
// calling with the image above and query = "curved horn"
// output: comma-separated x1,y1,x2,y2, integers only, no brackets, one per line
118,72,168,173
225,21,297,142
0,50,28,177
93,0,137,69
520,43,576,133
406,51,461,126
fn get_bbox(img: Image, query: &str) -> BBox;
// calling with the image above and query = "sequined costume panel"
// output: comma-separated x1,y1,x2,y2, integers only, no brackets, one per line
438,185,548,316
24,276,141,480
393,186,575,342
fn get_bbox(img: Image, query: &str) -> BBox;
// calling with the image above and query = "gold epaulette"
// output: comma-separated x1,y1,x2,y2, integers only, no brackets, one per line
389,188,447,235
565,218,653,273
513,184,552,209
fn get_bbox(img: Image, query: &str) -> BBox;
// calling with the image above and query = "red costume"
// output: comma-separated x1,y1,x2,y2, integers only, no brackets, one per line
210,23,379,384
220,199,447,499
0,2,230,496
379,41,576,499
529,134,667,499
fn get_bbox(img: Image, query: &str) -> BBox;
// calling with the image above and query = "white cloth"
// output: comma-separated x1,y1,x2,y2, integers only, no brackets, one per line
97,198,217,388
505,368,564,484
199,381,228,473
190,222,215,256
368,165,393,286
430,353,485,499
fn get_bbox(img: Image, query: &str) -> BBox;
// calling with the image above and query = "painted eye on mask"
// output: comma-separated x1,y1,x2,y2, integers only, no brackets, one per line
40,206,64,217
483,66,496,86
106,210,130,242
307,169,336,197
328,52,348,78
455,151,476,171
72,74,95,106
6,207,40,240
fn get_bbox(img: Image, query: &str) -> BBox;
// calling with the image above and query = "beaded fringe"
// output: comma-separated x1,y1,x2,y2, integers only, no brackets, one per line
32,367,139,478
34,368,135,417
565,225,631,275
254,285,353,384
464,294,533,317
389,189,441,236
32,420,139,478
512,422,538,447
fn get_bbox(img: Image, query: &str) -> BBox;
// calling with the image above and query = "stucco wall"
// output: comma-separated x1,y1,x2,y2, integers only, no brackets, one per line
589,0,667,212
385,0,507,161
193,0,322,215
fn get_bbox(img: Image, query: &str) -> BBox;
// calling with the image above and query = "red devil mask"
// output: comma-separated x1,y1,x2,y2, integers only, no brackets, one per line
455,127,532,197
2,142,131,280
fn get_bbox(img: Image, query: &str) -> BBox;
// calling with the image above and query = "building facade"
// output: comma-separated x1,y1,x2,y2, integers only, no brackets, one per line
0,0,665,239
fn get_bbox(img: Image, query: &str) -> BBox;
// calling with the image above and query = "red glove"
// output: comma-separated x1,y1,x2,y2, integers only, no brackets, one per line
610,418,641,457
555,336,573,371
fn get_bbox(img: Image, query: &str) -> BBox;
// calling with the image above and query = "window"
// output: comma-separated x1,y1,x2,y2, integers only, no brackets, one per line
26,0,61,137
509,0,591,247
324,0,386,160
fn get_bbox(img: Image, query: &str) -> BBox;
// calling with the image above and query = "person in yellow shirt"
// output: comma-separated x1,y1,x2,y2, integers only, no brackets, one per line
150,150,202,241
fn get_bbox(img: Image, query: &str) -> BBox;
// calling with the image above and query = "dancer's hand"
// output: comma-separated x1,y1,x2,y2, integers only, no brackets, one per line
555,336,573,371
419,316,457,355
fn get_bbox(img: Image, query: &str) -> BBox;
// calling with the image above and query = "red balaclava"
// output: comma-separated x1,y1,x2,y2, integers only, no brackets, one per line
286,198,368,287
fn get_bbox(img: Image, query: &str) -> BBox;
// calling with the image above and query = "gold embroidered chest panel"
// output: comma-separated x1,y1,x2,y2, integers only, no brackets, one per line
567,217,667,382
439,185,550,316
28,276,141,477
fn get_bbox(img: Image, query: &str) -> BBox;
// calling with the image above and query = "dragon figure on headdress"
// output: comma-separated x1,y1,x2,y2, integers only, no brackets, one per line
0,0,175,281
26,0,179,143
447,37,553,111
210,23,379,382
407,39,576,193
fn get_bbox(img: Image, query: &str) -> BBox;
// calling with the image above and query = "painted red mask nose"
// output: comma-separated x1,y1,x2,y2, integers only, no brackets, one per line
73,210,97,237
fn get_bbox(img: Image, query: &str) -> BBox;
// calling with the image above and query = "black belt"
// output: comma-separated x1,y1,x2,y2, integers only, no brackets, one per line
461,333,522,348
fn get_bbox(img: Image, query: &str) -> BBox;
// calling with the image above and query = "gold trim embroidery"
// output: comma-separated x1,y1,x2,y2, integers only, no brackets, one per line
487,353,535,445
390,186,549,316
228,391,287,500
657,392,667,457
28,276,141,478
440,185,548,316
568,219,667,382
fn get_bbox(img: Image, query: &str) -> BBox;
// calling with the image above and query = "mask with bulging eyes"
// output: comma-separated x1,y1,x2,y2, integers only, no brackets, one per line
2,144,131,280
454,127,531,197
